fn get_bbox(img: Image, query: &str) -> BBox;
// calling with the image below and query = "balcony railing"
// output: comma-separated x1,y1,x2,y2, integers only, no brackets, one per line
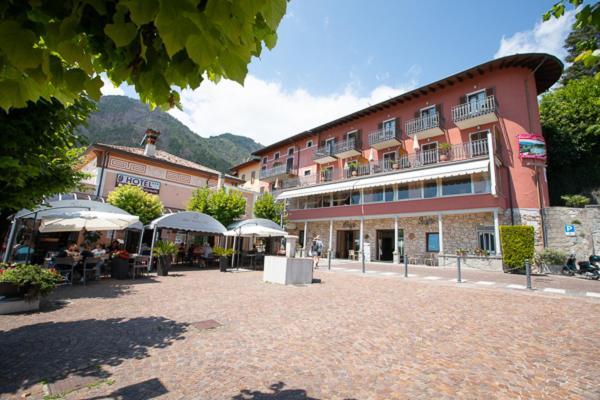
368,127,401,148
452,95,497,123
333,138,361,157
312,145,336,161
274,139,490,194
405,113,442,137
260,165,297,180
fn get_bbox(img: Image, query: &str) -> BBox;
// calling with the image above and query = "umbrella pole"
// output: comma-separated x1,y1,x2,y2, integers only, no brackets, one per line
148,227,158,272
3,218,18,263
26,211,38,265
231,235,237,269
137,227,145,254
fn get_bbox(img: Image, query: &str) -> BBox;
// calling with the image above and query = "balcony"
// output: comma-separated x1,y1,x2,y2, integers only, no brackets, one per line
452,95,498,129
312,145,337,164
405,113,444,139
259,164,298,182
368,127,402,150
274,139,490,196
333,138,362,159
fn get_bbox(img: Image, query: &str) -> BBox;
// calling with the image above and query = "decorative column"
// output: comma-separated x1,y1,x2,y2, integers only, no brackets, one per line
302,221,308,257
393,216,400,264
493,209,501,255
438,213,444,255
487,130,497,197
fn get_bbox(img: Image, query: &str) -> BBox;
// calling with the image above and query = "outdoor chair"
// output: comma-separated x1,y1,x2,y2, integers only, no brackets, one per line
132,256,149,279
348,250,357,260
82,257,102,285
54,256,75,285
424,254,437,267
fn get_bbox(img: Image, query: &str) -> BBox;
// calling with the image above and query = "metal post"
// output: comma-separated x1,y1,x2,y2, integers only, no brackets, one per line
148,227,158,271
359,218,365,273
25,211,38,264
231,235,237,268
525,260,532,289
137,227,145,254
3,218,18,263
457,256,462,283
404,255,408,278
328,219,333,270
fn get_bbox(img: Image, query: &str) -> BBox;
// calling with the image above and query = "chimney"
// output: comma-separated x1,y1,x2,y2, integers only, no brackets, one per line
143,128,160,157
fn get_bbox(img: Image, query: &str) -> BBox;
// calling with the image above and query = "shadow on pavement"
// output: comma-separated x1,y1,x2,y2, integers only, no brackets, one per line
232,381,358,400
84,378,168,400
0,317,188,396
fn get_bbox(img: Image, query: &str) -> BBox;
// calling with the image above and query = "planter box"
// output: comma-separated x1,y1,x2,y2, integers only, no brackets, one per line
439,254,503,272
157,256,171,276
111,258,130,280
263,256,313,285
0,297,40,314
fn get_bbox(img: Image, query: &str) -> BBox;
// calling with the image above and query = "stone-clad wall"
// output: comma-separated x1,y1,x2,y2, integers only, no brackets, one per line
543,206,600,256
288,212,495,261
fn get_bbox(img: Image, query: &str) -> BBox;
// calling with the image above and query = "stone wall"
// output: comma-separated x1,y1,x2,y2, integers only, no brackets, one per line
503,208,544,249
443,213,494,254
543,206,600,256
439,254,503,272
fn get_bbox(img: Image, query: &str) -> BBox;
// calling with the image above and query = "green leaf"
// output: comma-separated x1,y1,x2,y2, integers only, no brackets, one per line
64,68,87,92
84,75,103,100
123,0,160,25
104,22,138,47
0,21,42,70
219,52,247,84
260,0,287,30
156,0,200,57
185,34,217,68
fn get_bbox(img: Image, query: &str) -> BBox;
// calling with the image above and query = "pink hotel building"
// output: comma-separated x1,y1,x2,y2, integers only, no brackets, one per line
236,53,562,263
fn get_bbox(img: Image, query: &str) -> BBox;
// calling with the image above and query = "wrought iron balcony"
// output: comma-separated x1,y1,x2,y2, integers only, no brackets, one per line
312,145,337,164
368,127,402,150
405,113,444,139
452,95,498,129
333,138,362,158
259,164,298,182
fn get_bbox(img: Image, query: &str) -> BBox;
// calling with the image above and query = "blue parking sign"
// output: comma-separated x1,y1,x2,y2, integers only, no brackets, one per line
565,224,576,236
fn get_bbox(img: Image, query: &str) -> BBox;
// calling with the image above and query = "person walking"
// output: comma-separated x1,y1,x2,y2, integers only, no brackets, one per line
311,235,323,269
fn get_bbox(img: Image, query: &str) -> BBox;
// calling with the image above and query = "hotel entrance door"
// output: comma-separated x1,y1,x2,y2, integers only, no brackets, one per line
336,230,359,259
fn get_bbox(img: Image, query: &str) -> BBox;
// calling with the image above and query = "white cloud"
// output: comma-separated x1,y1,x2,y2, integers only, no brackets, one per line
168,74,418,145
100,74,124,96
494,10,575,60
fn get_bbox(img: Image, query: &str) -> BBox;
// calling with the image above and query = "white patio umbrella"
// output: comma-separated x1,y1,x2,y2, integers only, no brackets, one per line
39,210,139,233
368,147,375,162
224,225,287,237
413,134,420,150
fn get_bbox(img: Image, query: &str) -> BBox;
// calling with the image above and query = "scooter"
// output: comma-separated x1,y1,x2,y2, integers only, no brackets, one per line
577,255,600,280
562,253,578,276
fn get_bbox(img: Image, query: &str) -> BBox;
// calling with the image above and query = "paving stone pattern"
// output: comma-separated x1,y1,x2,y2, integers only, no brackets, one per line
0,268,599,399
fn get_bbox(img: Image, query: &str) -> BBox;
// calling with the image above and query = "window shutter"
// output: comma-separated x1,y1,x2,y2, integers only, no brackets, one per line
356,129,362,147
377,122,383,130
394,118,401,135
319,140,325,147
414,110,420,118
485,87,495,97
459,95,467,104
435,104,443,126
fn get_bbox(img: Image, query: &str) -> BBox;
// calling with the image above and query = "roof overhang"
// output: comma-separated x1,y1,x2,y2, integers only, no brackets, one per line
276,159,490,200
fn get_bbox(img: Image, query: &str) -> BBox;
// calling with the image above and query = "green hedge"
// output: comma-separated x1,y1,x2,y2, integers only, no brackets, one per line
500,225,535,272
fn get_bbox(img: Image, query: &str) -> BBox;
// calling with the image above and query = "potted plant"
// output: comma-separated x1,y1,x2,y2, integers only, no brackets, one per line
153,241,178,276
347,160,359,176
0,264,62,313
213,246,234,272
455,248,468,257
535,248,567,274
439,143,452,161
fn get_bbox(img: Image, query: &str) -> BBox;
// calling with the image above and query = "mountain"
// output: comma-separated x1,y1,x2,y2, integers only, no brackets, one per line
76,95,263,172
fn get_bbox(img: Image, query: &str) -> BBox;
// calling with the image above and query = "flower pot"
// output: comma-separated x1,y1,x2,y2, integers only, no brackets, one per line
157,256,171,276
219,256,229,272
392,163,399,170
0,282,25,299
110,257,130,280
351,170,357,176
440,154,448,161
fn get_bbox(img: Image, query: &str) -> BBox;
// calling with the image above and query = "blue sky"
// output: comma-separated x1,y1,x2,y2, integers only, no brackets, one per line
104,1,576,145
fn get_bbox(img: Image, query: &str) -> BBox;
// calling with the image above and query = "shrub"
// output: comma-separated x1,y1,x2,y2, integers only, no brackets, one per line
213,246,234,257
500,226,535,272
535,248,568,267
561,194,590,208
0,263,62,299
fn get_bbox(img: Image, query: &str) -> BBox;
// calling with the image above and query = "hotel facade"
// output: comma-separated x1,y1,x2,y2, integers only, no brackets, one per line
236,53,562,264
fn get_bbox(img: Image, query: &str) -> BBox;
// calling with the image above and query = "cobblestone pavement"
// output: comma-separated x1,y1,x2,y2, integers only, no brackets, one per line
1,268,599,400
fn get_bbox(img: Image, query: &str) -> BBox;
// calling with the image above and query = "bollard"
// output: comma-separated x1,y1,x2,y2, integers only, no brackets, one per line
525,260,532,289
457,256,462,283
404,255,408,278
328,249,331,270
362,251,366,274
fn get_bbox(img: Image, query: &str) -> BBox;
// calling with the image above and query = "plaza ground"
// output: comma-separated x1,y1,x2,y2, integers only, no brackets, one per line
1,266,599,400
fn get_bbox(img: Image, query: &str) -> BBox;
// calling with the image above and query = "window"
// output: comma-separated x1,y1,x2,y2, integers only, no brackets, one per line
274,152,280,160
397,182,422,200
347,130,358,145
321,166,334,182
467,90,486,114
472,172,491,193
241,174,246,181
420,105,436,118
262,157,268,164
478,228,496,254
286,157,294,171
423,180,438,198
382,119,396,135
384,186,394,201
363,187,384,203
260,187,265,193
325,138,335,154
421,142,438,164
350,190,361,205
426,233,440,252
306,195,323,209
304,170,311,176
382,151,396,170
288,147,294,156
442,176,472,196
322,194,331,207
250,171,256,184
306,140,313,148
333,191,351,206
299,230,304,247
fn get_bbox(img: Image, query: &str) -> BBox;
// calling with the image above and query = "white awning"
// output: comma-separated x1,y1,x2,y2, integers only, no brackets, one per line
277,159,489,200
147,211,226,234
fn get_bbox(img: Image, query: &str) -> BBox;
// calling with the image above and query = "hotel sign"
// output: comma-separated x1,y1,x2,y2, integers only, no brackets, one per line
116,173,161,194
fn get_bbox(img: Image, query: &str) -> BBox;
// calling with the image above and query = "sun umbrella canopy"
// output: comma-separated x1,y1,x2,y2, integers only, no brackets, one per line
225,218,288,237
39,211,139,233
147,211,226,234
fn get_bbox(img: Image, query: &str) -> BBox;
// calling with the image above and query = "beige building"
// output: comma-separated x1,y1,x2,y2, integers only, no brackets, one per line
229,158,269,194
79,130,256,218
